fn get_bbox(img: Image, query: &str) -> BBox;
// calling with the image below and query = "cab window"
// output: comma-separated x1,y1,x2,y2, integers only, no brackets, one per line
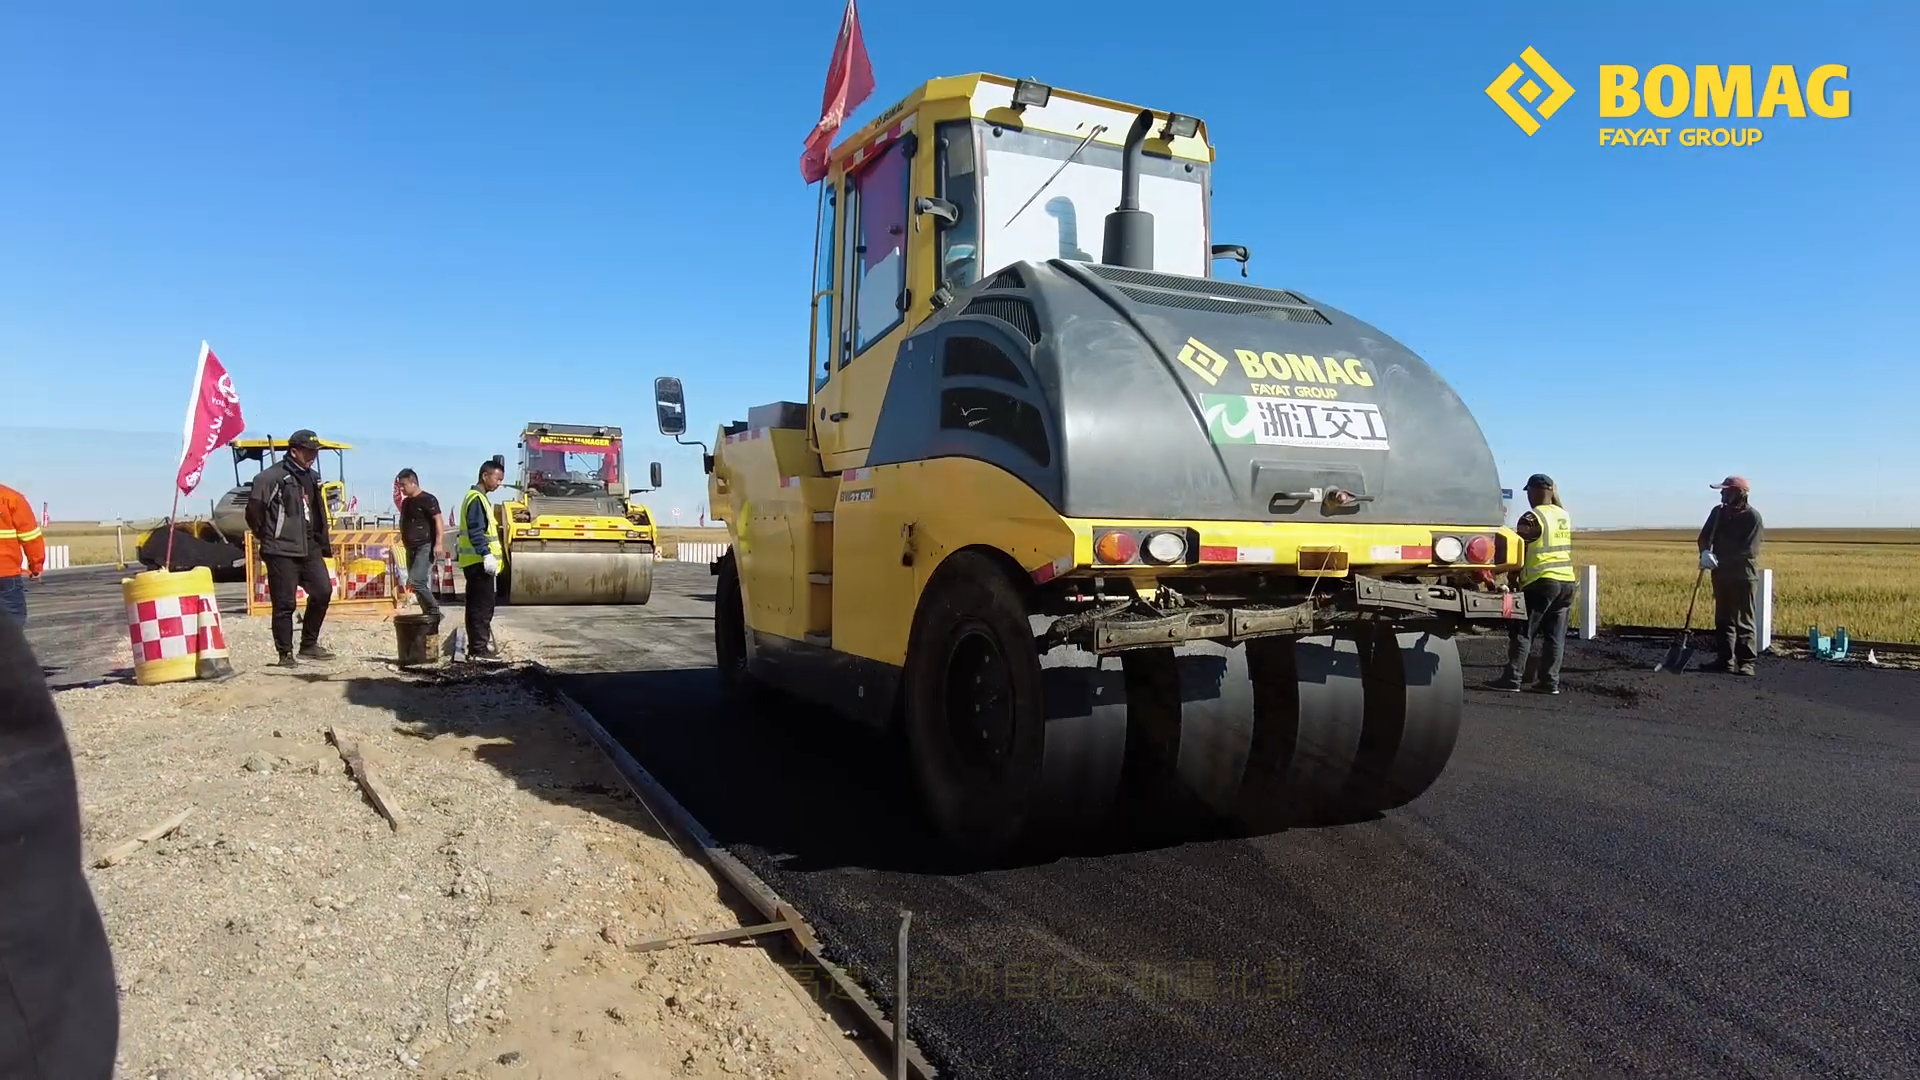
813,182,839,391
936,120,981,290
850,139,911,358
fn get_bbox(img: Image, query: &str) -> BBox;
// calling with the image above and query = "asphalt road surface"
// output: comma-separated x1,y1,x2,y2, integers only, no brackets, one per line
497,562,1919,1080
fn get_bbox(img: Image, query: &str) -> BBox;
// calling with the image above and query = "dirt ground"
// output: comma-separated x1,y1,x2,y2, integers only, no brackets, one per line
54,609,874,1080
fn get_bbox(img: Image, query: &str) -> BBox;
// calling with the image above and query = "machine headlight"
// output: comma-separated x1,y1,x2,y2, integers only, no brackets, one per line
1143,531,1187,564
1433,535,1464,563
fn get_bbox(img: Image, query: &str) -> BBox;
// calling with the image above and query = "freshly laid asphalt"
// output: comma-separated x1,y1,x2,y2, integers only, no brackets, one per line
499,563,1919,1080
24,562,1917,1078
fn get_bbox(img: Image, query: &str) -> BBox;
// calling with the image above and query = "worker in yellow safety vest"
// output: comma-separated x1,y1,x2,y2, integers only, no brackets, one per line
1491,473,1578,695
455,459,507,659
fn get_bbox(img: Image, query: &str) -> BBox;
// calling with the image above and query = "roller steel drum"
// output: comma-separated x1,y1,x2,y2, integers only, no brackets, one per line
505,542,654,605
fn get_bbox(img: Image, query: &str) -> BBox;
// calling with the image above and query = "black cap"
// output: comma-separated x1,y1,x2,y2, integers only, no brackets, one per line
1525,473,1554,489
288,429,321,450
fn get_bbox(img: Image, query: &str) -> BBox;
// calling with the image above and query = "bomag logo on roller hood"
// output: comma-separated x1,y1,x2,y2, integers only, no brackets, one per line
1175,336,1376,401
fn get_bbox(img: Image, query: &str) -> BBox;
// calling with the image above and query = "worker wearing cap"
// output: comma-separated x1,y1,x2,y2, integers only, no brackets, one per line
1697,475,1764,675
454,458,507,659
0,482,47,626
1491,474,1577,694
244,429,336,666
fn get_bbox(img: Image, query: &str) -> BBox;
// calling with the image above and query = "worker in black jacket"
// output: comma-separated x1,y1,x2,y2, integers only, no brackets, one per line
244,429,336,666
1697,475,1765,675
0,613,120,1078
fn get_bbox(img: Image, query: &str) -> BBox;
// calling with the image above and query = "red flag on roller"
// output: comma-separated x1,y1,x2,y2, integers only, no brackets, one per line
800,0,875,184
175,341,247,497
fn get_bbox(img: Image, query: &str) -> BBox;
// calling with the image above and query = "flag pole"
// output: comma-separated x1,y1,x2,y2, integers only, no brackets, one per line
167,341,213,572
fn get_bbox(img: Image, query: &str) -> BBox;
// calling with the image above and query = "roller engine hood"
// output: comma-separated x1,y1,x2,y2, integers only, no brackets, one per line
868,260,1506,527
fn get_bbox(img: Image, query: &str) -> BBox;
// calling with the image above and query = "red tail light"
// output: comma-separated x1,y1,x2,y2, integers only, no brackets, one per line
1466,535,1494,563
1094,531,1138,564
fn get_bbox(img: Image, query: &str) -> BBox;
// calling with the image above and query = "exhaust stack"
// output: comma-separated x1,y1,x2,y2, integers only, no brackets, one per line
1101,108,1157,270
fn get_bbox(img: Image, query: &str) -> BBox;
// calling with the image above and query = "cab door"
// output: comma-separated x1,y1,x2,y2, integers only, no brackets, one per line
816,133,916,466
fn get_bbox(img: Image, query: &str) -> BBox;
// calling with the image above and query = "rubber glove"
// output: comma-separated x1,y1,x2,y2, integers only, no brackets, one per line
483,553,500,575
1698,550,1718,570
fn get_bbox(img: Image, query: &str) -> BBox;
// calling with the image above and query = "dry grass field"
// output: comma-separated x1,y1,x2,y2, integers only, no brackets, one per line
42,522,1916,642
1575,529,1920,643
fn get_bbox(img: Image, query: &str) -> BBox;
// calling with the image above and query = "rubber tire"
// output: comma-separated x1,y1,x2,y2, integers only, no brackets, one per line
1344,628,1463,813
713,555,761,704
902,551,1049,861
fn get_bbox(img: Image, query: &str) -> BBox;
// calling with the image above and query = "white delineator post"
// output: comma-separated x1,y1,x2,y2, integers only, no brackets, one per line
1759,567,1774,653
1576,564,1598,640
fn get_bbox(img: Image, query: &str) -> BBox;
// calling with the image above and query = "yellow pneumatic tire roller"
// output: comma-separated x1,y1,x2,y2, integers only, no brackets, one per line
500,541,654,606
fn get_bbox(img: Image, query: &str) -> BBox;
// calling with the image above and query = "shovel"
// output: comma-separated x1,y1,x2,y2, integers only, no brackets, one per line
1656,568,1707,673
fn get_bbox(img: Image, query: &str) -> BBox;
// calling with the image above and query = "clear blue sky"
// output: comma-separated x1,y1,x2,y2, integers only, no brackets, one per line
3,0,1915,528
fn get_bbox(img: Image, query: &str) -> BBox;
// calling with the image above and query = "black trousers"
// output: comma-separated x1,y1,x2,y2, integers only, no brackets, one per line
463,563,496,650
1711,563,1760,666
265,550,332,655
1505,578,1577,688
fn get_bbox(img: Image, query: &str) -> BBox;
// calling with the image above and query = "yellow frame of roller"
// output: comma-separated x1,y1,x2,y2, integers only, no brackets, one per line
662,71,1533,862
494,421,660,606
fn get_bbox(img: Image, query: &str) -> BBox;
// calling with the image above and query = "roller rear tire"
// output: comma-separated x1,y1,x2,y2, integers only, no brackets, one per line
714,555,764,706
1344,628,1463,813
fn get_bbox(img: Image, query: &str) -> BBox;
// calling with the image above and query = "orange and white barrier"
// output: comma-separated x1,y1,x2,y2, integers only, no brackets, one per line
126,590,233,684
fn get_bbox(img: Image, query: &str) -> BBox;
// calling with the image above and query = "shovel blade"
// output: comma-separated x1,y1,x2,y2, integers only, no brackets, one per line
1657,641,1694,673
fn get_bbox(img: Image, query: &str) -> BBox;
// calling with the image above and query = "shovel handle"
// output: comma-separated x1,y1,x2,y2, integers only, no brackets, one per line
1680,567,1706,633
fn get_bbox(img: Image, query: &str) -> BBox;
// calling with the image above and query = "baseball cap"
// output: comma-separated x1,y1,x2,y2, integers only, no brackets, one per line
1710,475,1750,492
1525,473,1554,489
288,429,321,450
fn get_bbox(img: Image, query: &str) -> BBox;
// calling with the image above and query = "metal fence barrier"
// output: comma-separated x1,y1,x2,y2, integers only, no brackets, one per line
245,530,408,618
674,541,731,564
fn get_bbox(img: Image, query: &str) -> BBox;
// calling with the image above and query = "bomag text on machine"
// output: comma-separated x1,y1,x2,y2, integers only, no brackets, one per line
653,73,1530,863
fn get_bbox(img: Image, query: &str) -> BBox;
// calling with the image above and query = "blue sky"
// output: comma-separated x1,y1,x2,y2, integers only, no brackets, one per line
2,0,1915,528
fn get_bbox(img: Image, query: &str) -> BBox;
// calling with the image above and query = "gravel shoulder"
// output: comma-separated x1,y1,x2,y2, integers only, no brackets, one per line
57,608,873,1080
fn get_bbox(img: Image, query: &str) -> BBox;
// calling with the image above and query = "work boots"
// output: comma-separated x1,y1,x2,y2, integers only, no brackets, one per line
299,643,337,661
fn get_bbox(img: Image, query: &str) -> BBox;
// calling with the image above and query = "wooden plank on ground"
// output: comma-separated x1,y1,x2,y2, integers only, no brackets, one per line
327,725,404,832
93,807,196,868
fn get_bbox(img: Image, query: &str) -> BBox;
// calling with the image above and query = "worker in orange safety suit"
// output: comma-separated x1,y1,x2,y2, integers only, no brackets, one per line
0,483,47,626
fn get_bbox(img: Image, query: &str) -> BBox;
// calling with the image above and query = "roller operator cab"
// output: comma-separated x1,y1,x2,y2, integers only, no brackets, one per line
494,422,663,606
654,73,1530,862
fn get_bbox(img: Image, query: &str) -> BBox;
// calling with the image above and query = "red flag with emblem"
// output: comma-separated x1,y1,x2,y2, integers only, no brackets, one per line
175,341,247,497
800,0,875,184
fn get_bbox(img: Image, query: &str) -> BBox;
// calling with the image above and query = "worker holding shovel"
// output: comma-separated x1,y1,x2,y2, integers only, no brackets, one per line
1697,476,1764,675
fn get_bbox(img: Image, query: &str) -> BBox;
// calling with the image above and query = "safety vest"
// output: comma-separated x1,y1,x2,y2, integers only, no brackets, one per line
1520,503,1577,586
455,487,502,569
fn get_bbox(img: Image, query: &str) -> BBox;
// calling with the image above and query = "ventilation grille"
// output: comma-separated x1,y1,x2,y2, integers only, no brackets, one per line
960,296,1042,343
528,495,628,518
985,266,1026,291
1114,286,1333,325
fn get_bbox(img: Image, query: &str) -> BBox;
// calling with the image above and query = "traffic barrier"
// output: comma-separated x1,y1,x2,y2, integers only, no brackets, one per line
244,530,403,618
123,567,234,685
675,541,731,564
432,553,459,596
42,545,72,571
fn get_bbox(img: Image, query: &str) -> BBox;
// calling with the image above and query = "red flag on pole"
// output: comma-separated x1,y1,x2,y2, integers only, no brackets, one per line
800,0,875,184
175,341,247,497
